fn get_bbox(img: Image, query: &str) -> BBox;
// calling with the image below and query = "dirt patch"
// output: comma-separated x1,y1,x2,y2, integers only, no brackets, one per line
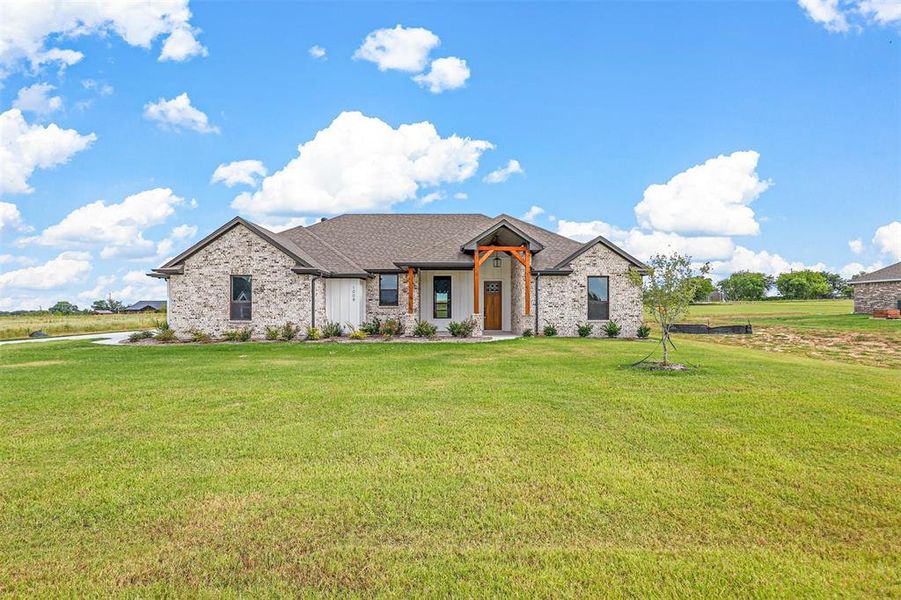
0,360,66,369
695,326,901,369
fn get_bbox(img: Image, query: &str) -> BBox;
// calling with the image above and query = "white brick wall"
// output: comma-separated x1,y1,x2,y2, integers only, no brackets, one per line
167,224,317,337
535,243,643,338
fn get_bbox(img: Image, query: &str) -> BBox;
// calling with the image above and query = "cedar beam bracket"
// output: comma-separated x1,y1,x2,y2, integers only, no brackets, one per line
407,266,415,314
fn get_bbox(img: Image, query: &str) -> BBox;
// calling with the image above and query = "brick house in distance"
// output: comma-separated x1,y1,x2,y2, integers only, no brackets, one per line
849,261,901,314
149,214,648,338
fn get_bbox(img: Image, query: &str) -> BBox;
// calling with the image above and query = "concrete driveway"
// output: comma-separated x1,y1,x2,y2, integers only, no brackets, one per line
0,331,136,346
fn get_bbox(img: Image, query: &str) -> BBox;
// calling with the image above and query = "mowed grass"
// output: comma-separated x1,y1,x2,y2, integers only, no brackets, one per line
1,338,899,597
683,300,900,369
686,299,896,332
0,312,161,340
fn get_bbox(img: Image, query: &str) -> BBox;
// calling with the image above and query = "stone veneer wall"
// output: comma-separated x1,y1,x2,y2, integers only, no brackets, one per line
853,281,901,313
533,243,643,338
365,271,419,325
167,224,316,337
510,258,536,334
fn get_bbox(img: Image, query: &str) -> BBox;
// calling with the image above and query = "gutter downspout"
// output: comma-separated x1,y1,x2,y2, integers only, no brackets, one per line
534,273,540,332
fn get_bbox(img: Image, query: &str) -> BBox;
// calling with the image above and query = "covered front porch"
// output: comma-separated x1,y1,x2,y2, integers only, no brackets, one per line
397,220,540,335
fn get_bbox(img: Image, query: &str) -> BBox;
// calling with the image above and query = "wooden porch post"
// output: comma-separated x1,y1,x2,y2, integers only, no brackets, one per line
524,248,532,315
407,266,414,314
473,248,480,314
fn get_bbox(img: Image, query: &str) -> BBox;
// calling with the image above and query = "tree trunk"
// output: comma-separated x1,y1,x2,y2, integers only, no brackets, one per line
662,328,669,365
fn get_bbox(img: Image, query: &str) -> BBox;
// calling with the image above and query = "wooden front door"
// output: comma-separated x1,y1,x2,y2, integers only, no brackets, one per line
484,281,502,330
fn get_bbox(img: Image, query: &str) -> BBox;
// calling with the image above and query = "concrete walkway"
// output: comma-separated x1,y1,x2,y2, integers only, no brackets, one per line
0,331,136,346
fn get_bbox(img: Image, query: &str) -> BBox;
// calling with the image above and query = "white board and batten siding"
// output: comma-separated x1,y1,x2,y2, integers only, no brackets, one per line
420,255,511,331
325,278,366,330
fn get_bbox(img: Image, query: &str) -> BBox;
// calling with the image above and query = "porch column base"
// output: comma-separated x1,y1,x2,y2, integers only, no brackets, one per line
402,313,417,337
470,313,483,337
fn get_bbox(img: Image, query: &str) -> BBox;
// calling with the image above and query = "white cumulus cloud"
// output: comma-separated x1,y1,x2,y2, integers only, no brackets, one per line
872,220,901,260
848,238,864,254
0,109,96,195
0,201,30,232
114,270,167,303
0,251,91,291
309,45,326,59
143,93,219,134
557,219,734,261
798,0,901,32
709,246,825,278
634,150,770,236
211,160,268,187
354,25,440,72
13,83,62,114
413,57,470,93
159,24,207,62
840,261,885,279
521,205,545,223
232,111,493,218
0,0,207,78
27,188,185,261
483,159,524,184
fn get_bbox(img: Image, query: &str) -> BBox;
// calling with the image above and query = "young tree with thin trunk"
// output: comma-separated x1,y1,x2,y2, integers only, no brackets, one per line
630,254,709,366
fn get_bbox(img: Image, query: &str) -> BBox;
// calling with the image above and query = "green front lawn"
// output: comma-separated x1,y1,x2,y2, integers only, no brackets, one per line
1,338,898,596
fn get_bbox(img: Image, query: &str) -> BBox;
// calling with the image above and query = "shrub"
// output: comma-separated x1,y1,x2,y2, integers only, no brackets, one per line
224,327,252,342
543,323,558,337
602,320,621,338
280,322,299,341
447,318,476,338
349,329,368,340
521,328,533,338
637,324,651,339
413,320,438,338
577,323,593,337
155,328,177,343
128,330,153,343
379,318,405,337
189,329,212,343
264,325,280,340
360,317,381,335
306,326,321,341
321,321,343,338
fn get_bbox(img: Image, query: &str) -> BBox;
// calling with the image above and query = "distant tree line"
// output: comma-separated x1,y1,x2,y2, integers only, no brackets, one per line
691,269,856,302
0,297,128,316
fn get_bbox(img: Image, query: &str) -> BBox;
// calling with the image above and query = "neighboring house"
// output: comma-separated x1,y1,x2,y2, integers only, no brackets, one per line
149,214,648,337
849,261,901,314
124,300,167,313
92,309,114,315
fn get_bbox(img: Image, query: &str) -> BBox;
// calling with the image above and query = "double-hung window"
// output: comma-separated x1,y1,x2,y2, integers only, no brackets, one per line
379,274,399,306
433,276,452,319
230,275,252,320
587,276,609,320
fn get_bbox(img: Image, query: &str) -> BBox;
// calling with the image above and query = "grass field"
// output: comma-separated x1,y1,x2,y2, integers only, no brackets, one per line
0,312,161,341
683,299,900,369
1,333,899,596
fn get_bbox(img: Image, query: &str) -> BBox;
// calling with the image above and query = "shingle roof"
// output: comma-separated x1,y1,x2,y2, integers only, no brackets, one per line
156,213,648,277
124,300,166,311
849,261,901,284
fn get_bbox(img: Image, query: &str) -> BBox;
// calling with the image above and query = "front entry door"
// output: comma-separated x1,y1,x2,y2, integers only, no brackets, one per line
484,281,502,330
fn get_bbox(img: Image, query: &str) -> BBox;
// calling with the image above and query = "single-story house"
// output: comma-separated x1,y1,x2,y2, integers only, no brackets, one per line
124,300,167,313
849,261,901,314
149,214,648,337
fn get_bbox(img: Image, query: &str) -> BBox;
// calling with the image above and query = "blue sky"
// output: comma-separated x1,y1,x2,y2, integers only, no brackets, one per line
0,1,899,309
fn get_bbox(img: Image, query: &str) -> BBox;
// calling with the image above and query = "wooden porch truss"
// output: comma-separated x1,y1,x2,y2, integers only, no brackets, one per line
473,245,531,316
